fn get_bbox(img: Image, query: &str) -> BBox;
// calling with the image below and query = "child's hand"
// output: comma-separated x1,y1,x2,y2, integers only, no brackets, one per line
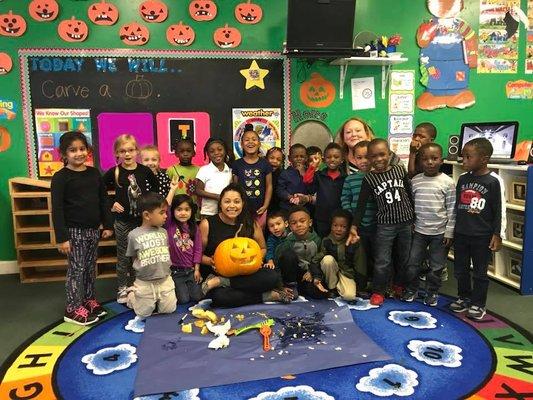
489,234,502,252
111,202,124,213
309,155,321,169
256,205,267,215
302,271,312,282
289,194,300,205
101,229,113,239
263,260,275,269
170,177,180,191
58,241,70,255
346,226,359,245
443,237,453,247
194,267,202,284
409,139,420,153
313,279,328,293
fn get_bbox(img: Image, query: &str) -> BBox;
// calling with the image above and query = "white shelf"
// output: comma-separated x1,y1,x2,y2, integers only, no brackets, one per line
444,160,529,172
488,270,520,289
329,57,408,100
502,240,523,251
507,203,526,212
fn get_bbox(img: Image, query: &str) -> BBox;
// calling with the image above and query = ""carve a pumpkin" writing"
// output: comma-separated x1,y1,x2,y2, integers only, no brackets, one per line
88,0,119,26
299,72,336,108
28,0,59,22
166,21,195,46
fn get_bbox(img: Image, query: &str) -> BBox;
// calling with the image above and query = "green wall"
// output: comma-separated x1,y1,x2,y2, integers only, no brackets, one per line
0,0,531,260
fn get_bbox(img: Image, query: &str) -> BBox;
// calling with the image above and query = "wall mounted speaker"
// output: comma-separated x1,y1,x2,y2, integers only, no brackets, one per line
447,135,460,161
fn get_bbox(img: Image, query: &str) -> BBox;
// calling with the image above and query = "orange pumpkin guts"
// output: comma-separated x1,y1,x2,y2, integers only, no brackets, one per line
213,232,262,278
29,0,60,22
58,16,89,42
299,72,336,108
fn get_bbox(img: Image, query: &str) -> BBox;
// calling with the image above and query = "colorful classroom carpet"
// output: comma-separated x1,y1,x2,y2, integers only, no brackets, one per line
0,295,531,400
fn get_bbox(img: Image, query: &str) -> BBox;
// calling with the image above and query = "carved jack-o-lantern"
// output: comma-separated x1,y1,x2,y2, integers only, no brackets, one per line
88,0,119,26
166,21,195,46
299,72,336,108
119,22,150,45
213,235,262,278
0,126,12,153
0,11,27,37
189,0,217,21
234,0,262,24
29,0,59,22
139,0,168,23
0,52,13,74
58,16,89,42
213,23,241,48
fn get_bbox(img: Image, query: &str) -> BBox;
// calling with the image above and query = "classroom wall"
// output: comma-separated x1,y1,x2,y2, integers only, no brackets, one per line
0,0,531,261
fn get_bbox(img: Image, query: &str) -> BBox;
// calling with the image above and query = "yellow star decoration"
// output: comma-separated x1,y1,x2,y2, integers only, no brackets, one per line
240,60,269,90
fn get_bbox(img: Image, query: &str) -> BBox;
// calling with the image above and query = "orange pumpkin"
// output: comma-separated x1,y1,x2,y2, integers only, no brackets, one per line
166,21,195,46
58,16,89,42
0,52,13,74
234,0,262,24
299,72,336,108
189,0,217,21
514,140,532,161
88,0,119,26
213,24,241,48
119,22,150,45
0,126,12,153
139,0,168,23
29,0,59,22
213,236,262,278
0,11,27,37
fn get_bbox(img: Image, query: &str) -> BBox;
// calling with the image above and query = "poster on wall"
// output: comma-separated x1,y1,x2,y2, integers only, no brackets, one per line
478,0,520,74
527,0,533,73
232,108,281,158
34,108,92,177
388,70,414,162
351,77,375,110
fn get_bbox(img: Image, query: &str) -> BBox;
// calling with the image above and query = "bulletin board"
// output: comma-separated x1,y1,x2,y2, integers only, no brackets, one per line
19,48,289,177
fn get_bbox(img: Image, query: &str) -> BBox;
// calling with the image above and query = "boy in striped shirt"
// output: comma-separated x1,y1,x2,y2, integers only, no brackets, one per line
402,143,455,306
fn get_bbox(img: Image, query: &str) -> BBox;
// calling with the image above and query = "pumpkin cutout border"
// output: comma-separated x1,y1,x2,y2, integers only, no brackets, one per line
189,0,218,22
213,23,242,49
58,16,89,42
88,0,119,26
0,52,13,75
166,21,195,46
119,22,150,46
139,0,168,23
0,11,27,37
213,237,262,278
28,0,60,22
234,0,263,24
299,72,336,108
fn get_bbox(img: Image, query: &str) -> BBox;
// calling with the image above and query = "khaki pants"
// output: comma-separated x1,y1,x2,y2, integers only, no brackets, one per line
320,255,357,301
128,275,177,318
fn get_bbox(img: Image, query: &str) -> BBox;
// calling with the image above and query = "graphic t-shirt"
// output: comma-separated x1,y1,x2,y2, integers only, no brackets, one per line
126,226,171,281
164,207,202,269
232,157,272,214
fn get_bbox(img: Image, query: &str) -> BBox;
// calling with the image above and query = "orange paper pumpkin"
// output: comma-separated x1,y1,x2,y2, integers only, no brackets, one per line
300,72,336,108
0,11,27,37
119,22,150,45
0,52,13,74
213,24,241,48
28,0,59,22
88,0,119,26
139,0,168,23
213,236,262,278
166,21,195,46
189,0,217,21
58,16,89,42
0,126,12,152
234,0,263,24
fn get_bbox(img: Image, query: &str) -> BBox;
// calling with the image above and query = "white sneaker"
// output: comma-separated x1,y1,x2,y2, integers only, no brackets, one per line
117,286,128,304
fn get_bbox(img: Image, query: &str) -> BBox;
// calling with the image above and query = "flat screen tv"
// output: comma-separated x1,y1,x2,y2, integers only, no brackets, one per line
459,121,519,161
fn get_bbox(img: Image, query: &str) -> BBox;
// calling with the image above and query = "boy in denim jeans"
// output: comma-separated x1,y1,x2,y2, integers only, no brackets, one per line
401,143,455,306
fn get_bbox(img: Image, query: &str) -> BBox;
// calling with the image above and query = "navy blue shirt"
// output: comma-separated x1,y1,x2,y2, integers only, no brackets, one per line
277,166,309,210
232,157,272,214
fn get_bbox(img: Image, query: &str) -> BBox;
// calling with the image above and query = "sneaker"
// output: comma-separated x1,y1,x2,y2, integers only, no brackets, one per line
424,293,438,307
64,306,99,326
467,305,486,320
117,286,128,304
84,299,107,317
440,267,449,282
401,290,416,302
370,293,385,306
449,297,470,313
392,284,404,298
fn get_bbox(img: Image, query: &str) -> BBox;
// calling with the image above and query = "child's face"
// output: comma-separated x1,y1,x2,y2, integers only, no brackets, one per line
267,149,283,170
353,146,369,171
116,141,138,167
267,216,288,237
64,139,88,168
207,142,226,166
462,144,487,172
176,142,195,165
324,148,343,171
241,131,260,156
420,146,443,177
308,152,322,168
174,201,192,223
141,150,160,174
330,216,349,241
412,127,434,151
144,205,168,227
368,142,391,172
343,120,369,149
289,210,312,238
289,147,307,169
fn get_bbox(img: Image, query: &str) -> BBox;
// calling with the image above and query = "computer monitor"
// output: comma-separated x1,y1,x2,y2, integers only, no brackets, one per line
459,121,519,161
286,0,356,55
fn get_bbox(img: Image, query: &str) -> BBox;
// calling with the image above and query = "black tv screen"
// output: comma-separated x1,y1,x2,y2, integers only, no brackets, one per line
286,0,356,51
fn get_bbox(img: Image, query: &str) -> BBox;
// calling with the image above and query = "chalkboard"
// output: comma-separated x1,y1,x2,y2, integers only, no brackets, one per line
20,49,288,176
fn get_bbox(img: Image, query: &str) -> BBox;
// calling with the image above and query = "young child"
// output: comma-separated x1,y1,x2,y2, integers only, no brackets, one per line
103,134,159,303
126,192,177,319
264,210,289,269
341,141,376,287
266,146,284,213
311,209,366,300
195,138,233,217
277,144,311,211
307,142,346,237
450,138,505,320
349,138,414,306
51,131,114,325
275,206,328,299
302,146,325,183
232,124,273,227
140,145,171,197
402,143,455,306
408,122,437,178
166,137,199,201
165,183,203,304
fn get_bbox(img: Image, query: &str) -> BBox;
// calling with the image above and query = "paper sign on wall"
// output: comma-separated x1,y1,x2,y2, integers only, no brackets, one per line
390,71,415,92
389,93,414,114
389,115,413,135
232,108,281,158
351,77,375,110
